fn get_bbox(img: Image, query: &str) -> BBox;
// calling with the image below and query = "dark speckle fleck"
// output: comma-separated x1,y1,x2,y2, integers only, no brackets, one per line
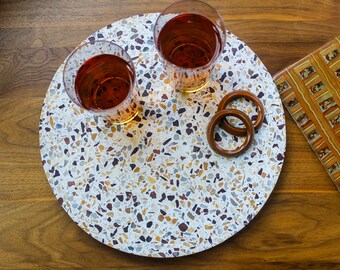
214,133,222,142
278,124,285,130
88,36,95,44
135,38,144,44
178,108,186,114
163,138,172,145
146,221,153,228
179,223,188,232
131,147,139,156
277,153,284,160
257,92,264,98
112,158,119,166
219,72,226,82
130,164,136,170
218,188,226,194
95,225,102,232
159,193,166,202
263,116,268,125
137,213,143,222
139,235,145,242
186,129,193,135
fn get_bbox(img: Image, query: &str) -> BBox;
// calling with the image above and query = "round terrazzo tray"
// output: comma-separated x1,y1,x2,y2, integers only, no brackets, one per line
39,13,286,258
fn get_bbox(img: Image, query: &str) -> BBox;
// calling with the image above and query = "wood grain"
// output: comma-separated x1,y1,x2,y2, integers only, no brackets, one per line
0,0,339,268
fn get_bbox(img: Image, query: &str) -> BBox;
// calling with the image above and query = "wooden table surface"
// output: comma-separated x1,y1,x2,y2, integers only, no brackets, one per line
1,0,339,269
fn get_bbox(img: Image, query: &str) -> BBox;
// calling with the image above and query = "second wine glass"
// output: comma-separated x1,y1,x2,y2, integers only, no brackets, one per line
154,0,226,93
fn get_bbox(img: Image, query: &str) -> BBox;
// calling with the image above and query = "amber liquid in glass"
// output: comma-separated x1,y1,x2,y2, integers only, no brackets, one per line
75,54,134,110
157,13,222,68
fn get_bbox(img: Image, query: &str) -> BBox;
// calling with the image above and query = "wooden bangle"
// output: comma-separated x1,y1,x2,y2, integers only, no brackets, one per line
217,90,264,136
207,109,254,156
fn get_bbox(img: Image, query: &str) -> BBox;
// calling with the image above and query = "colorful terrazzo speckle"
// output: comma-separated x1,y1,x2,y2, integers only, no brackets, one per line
39,13,286,257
